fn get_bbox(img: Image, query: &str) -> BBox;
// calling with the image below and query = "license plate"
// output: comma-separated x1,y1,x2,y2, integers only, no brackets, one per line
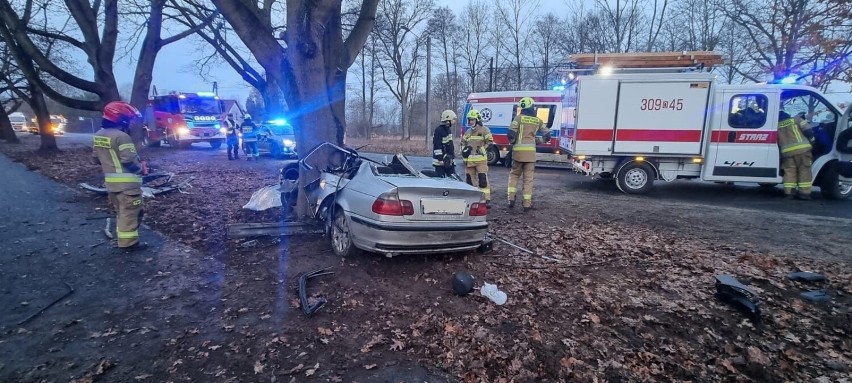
421,199,465,215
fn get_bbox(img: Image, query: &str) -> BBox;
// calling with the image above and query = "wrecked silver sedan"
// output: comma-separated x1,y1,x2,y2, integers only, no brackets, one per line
292,143,490,257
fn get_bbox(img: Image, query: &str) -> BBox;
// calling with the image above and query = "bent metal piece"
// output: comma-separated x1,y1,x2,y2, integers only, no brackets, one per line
299,266,334,317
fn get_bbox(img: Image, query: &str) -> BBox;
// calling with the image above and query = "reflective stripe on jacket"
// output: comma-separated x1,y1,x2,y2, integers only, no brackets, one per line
93,128,142,192
241,121,258,142
432,123,454,166
777,117,812,158
509,115,547,163
462,124,493,164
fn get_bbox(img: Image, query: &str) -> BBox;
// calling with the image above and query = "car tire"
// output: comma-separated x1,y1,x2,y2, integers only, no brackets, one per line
820,163,852,200
209,140,223,149
486,145,500,166
329,208,360,257
616,161,654,194
271,144,284,159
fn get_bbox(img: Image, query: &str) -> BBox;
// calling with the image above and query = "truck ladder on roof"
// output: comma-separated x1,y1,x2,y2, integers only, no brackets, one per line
565,51,724,74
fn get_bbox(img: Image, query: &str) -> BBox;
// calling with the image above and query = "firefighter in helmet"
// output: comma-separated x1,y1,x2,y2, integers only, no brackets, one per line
432,110,457,177
461,109,494,205
92,101,147,251
241,114,260,161
778,109,815,199
507,97,550,211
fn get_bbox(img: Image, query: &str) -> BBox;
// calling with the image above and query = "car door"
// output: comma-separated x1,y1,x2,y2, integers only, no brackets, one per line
704,91,781,182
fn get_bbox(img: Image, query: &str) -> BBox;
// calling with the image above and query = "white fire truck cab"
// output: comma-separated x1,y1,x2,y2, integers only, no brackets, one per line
565,72,852,199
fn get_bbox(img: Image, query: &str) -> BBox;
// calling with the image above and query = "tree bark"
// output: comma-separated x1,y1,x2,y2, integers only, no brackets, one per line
0,105,19,143
29,83,56,152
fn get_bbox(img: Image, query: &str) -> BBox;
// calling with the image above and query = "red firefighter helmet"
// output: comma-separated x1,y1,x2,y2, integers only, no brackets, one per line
103,101,141,125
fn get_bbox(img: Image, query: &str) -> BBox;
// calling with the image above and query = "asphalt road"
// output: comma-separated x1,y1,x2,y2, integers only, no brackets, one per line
54,132,852,220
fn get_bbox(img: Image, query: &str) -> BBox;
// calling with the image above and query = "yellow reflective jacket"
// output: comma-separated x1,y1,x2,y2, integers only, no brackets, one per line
509,114,548,163
777,117,812,158
92,128,142,192
461,124,493,164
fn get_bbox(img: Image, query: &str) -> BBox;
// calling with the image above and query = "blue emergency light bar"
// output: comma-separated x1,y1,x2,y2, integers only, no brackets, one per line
269,118,288,125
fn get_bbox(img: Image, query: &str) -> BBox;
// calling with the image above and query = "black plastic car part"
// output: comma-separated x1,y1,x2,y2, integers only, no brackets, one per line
714,274,761,324
299,266,334,317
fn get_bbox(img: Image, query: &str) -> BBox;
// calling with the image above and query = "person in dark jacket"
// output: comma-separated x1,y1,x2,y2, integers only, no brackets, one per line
432,110,458,177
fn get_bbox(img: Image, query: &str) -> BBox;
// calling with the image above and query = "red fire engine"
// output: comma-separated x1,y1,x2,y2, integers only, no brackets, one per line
143,91,226,149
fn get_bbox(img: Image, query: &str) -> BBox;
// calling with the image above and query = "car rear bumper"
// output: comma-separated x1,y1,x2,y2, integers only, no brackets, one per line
348,215,488,255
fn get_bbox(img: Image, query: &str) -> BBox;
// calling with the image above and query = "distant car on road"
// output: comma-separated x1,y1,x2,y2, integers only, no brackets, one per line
256,119,297,159
29,115,66,135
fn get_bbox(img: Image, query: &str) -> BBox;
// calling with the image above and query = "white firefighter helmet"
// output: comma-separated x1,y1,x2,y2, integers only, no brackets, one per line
441,110,457,122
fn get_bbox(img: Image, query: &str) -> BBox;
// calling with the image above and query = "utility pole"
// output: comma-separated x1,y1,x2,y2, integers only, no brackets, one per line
489,57,494,92
425,36,431,150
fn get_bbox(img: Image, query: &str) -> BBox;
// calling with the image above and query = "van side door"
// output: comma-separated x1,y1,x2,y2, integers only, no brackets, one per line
704,91,781,182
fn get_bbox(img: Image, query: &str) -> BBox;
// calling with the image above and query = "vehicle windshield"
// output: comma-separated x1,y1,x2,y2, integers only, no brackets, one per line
264,124,294,135
180,97,221,114
50,117,62,124
10,116,26,123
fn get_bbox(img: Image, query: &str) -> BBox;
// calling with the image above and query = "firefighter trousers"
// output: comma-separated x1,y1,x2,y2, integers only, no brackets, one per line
243,140,259,158
465,162,490,201
508,161,535,207
108,189,143,248
782,152,813,196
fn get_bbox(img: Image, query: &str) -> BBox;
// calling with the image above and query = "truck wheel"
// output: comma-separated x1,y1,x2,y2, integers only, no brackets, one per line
820,164,852,200
486,146,500,166
209,140,223,149
616,161,654,194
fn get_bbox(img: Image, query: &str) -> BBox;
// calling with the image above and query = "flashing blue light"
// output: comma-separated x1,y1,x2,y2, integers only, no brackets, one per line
779,76,797,84
196,91,216,97
552,85,566,91
270,118,288,125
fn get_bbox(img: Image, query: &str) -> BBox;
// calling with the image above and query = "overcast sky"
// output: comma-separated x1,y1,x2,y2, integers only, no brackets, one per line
110,0,568,103
109,0,847,105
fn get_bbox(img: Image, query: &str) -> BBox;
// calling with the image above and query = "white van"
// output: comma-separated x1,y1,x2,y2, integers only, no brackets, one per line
9,112,28,132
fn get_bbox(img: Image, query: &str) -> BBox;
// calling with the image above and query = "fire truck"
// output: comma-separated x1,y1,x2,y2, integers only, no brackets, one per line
560,52,852,200
143,91,225,149
462,91,569,166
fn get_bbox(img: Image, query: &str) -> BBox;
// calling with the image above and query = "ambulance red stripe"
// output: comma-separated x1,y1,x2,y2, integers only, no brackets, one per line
467,96,562,103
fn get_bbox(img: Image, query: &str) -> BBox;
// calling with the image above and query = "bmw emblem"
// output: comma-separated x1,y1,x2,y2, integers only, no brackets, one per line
443,190,450,196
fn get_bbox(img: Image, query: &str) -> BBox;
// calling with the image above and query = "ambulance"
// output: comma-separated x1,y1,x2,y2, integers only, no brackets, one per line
563,71,852,199
462,90,571,166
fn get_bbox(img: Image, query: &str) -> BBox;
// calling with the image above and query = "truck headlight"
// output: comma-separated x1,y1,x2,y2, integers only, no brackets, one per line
219,127,227,134
283,139,295,147
177,127,190,136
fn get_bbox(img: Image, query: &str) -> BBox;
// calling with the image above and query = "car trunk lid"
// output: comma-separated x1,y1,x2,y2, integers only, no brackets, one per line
377,177,484,222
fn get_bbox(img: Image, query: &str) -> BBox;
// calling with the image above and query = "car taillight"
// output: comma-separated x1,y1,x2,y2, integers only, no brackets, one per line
371,193,414,216
469,202,488,216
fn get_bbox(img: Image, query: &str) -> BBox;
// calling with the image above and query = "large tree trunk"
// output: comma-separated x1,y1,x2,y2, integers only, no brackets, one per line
129,7,163,145
29,84,56,152
0,106,19,143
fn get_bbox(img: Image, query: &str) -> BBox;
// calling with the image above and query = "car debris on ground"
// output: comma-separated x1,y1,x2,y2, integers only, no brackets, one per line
714,274,761,323
298,266,334,317
80,173,195,198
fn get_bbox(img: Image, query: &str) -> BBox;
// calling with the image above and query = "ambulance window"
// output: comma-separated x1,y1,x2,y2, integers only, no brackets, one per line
728,94,768,129
512,105,556,128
